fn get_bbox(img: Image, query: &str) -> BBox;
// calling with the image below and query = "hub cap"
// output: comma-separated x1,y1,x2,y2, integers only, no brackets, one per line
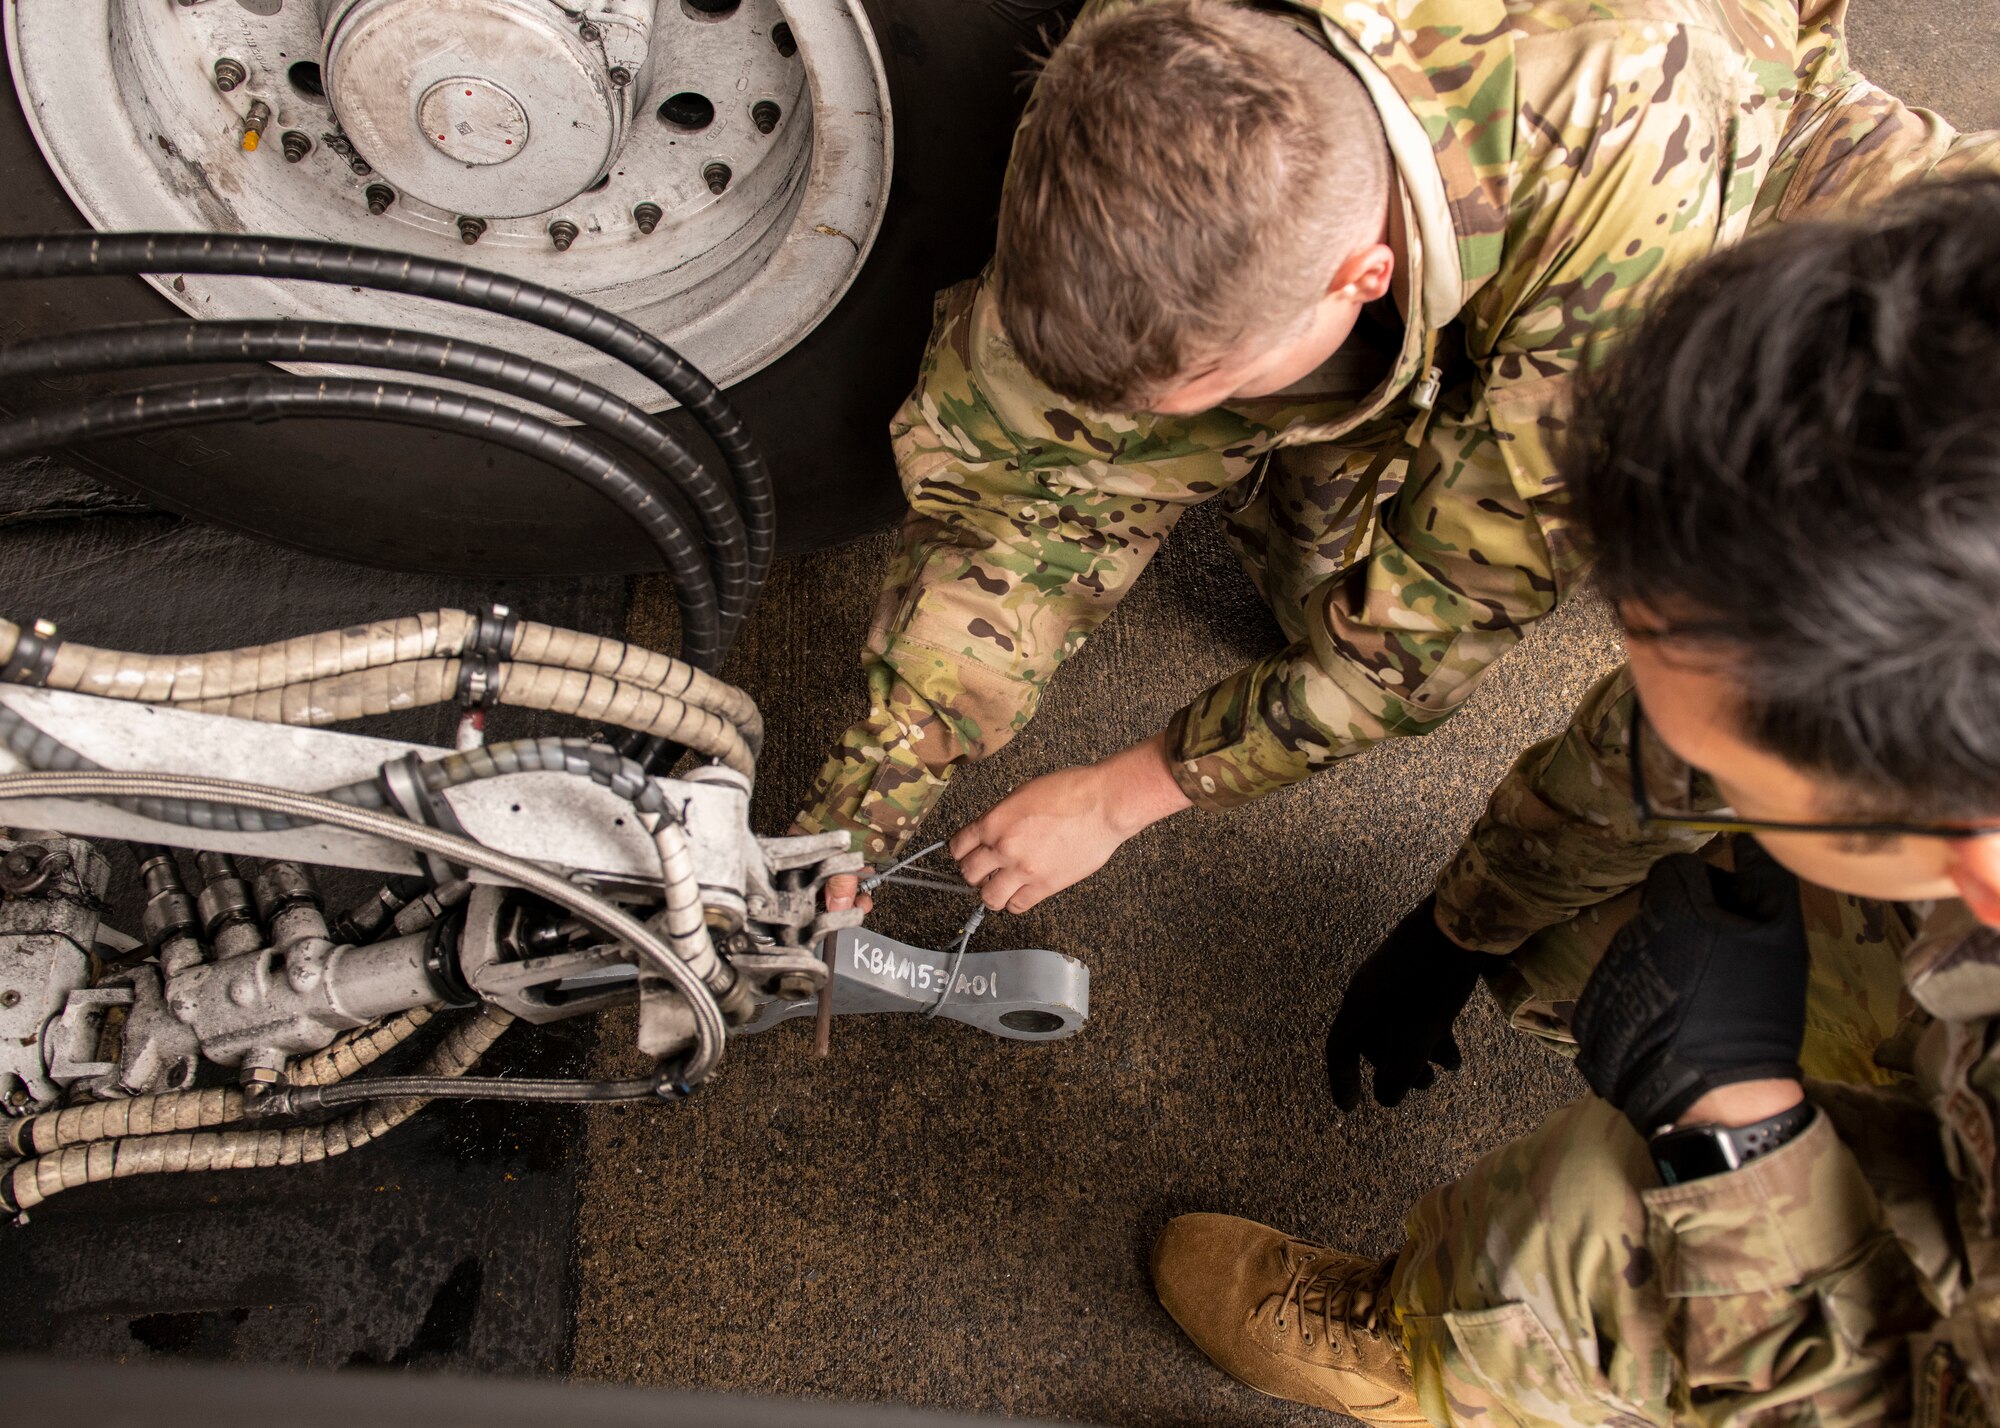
6,0,892,405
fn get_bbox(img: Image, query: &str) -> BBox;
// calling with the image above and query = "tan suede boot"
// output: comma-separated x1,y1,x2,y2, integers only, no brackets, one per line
1153,1213,1427,1425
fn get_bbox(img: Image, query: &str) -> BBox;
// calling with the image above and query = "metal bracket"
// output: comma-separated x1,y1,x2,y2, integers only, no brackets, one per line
738,928,1089,1042
45,985,134,1082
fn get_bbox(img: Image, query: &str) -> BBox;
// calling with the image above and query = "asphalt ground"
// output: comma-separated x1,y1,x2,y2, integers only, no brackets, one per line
572,8,1998,1423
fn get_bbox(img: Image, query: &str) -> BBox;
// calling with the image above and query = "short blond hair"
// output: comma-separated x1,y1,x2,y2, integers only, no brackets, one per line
994,0,1391,410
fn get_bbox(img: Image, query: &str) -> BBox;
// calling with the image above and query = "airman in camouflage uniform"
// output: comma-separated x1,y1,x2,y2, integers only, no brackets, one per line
796,0,2000,869
1150,163,2000,1425
1357,665,1992,1426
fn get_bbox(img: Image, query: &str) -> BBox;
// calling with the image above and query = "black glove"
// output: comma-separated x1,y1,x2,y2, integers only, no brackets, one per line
1326,895,1496,1109
1573,840,1809,1134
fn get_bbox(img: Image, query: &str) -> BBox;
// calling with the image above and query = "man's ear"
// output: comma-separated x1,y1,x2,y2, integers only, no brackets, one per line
1945,837,2000,926
1326,243,1394,305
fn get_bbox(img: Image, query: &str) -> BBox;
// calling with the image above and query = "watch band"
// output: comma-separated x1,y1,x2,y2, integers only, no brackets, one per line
1649,1100,1816,1186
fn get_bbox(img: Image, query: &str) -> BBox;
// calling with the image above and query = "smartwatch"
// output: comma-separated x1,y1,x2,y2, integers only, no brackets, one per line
1648,1100,1816,1186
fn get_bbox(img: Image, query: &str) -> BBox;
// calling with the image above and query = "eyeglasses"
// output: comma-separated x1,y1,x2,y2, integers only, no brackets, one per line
1628,706,2000,841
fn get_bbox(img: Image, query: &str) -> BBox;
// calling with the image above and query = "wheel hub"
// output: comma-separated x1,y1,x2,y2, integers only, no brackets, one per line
417,79,531,167
324,0,628,219
4,0,892,404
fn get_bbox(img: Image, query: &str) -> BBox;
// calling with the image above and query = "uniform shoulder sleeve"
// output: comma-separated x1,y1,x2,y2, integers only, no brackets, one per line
797,277,1262,855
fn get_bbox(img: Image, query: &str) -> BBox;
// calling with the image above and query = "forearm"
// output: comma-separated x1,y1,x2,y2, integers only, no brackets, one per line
1167,394,1579,810
794,659,964,858
1167,621,1522,808
1104,731,1195,835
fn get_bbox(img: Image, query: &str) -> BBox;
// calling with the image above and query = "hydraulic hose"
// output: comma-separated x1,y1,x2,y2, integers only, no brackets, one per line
179,661,755,775
0,609,763,754
1,1006,512,1215
0,770,730,1082
0,1007,435,1160
0,708,734,1009
272,1072,669,1112
0,321,750,635
0,375,724,670
0,233,775,597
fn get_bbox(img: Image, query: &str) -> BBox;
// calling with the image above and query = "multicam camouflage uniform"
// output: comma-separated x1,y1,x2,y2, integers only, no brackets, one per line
1393,666,1996,1426
795,0,2000,862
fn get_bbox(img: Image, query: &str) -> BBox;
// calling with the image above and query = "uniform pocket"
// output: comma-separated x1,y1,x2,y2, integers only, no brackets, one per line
1439,1302,1657,1428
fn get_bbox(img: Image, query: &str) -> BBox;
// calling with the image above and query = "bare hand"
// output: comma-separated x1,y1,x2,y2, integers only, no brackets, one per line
949,731,1192,912
822,872,873,916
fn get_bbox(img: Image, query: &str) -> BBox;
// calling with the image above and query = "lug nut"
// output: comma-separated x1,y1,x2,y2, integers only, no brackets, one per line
752,100,781,134
633,201,662,234
577,20,601,41
703,162,732,195
348,155,372,176
240,98,271,152
212,57,247,93
365,183,396,215
608,66,632,88
280,129,312,163
548,218,579,251
457,215,487,245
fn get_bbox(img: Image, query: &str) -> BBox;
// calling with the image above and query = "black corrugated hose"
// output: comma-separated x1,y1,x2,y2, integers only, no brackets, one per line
0,321,751,637
0,233,773,693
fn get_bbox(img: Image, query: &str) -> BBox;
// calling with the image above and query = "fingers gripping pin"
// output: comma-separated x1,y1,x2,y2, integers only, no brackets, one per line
859,836,989,1014
750,840,1087,1042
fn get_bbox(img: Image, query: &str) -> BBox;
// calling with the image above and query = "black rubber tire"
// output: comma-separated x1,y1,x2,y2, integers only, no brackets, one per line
0,1,1075,574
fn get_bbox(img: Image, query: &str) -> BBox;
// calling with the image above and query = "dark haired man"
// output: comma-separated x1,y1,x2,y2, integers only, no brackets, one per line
1154,177,2000,1425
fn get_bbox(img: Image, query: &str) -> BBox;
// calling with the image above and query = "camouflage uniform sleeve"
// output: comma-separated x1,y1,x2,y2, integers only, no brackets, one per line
795,277,1262,858
1433,666,1720,953
1167,20,1758,808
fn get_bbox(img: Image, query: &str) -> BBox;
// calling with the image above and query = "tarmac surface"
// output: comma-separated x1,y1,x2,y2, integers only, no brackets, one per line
570,8,1999,1423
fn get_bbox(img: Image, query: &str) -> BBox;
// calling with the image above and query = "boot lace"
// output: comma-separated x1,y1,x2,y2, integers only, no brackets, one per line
1272,1247,1395,1351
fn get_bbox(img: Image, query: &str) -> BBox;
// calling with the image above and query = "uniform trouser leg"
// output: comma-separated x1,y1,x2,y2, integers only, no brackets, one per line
1390,1097,1675,1426
1390,1094,1939,1427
